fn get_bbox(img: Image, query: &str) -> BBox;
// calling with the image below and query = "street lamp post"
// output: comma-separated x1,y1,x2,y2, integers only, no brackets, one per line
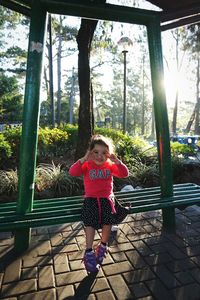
118,37,133,134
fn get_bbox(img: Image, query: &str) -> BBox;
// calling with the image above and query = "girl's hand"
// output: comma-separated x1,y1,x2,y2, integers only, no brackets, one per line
109,153,121,165
79,150,91,164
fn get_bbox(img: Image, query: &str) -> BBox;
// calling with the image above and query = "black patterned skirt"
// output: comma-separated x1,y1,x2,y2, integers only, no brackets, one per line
81,197,129,230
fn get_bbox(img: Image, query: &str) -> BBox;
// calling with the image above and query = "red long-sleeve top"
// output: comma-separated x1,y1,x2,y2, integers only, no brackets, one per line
69,159,129,198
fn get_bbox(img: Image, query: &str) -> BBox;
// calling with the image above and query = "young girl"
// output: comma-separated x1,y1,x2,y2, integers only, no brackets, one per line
69,135,129,272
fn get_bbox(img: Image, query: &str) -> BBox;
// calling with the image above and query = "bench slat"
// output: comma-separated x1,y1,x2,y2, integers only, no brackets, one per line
0,214,82,231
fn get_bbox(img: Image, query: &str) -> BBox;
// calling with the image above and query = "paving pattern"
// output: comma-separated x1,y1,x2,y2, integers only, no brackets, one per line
1,206,200,299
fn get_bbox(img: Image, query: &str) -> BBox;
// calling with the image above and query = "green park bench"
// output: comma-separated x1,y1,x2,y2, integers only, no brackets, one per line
1,182,200,233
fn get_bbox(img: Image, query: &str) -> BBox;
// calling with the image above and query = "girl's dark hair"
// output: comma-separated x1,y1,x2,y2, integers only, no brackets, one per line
89,135,114,153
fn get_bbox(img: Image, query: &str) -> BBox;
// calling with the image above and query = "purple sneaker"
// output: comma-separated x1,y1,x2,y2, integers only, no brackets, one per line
96,243,108,264
83,251,99,273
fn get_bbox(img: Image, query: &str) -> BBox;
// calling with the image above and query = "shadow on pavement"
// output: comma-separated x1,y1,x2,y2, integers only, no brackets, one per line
64,272,98,300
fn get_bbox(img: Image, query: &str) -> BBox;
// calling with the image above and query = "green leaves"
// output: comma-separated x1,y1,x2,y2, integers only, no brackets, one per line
0,134,12,162
0,73,23,123
170,141,195,157
38,127,68,158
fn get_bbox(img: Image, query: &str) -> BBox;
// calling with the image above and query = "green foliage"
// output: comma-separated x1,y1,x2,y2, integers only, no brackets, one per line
170,141,195,156
38,127,68,158
0,133,12,162
0,73,23,122
3,127,21,164
1,126,70,168
60,124,78,149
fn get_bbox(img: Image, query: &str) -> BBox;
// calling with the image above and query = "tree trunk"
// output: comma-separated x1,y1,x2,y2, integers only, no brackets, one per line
185,104,196,133
43,66,49,95
172,29,179,135
75,18,98,159
172,91,178,135
91,80,95,130
141,54,145,135
57,16,62,126
150,104,155,139
48,14,55,127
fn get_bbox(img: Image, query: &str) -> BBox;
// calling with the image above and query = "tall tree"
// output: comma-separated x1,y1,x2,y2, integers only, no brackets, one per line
75,18,98,159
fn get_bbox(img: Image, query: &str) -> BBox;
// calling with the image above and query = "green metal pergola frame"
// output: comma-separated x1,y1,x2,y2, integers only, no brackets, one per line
1,0,174,252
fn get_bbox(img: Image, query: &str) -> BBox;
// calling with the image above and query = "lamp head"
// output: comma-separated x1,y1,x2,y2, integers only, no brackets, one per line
118,36,133,52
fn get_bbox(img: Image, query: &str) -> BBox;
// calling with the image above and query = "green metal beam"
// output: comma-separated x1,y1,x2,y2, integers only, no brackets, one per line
147,17,175,231
14,0,47,253
41,0,160,25
1,0,30,16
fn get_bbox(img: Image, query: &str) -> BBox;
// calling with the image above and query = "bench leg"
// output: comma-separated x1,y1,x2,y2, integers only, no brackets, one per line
162,207,176,232
14,229,31,254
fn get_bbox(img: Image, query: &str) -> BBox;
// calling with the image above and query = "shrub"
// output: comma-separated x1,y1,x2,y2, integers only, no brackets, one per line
135,163,159,187
0,169,18,195
35,162,83,196
0,134,12,164
170,141,195,157
37,127,68,159
60,124,78,149
3,127,21,156
124,156,159,187
2,127,21,168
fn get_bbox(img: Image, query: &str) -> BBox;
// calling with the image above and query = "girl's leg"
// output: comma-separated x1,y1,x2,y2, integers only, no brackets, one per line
84,226,95,249
96,224,111,264
101,224,112,243
83,226,99,272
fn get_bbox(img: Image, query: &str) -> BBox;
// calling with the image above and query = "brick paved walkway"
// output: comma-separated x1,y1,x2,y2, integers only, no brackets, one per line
1,206,200,299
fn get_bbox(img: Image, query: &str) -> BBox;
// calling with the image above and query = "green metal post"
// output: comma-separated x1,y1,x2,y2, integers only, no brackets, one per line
147,18,175,231
14,0,47,253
